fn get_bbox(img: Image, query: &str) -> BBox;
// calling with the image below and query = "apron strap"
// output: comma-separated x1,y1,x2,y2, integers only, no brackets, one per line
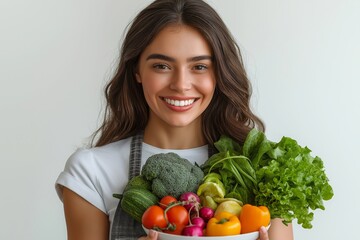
110,132,145,240
128,132,143,179
208,143,217,158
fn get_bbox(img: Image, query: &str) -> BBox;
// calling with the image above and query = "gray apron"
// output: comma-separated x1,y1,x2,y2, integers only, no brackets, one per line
110,133,146,240
110,133,216,240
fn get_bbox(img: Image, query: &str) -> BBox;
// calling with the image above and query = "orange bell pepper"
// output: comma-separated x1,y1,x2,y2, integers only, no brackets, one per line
239,204,271,234
206,211,241,236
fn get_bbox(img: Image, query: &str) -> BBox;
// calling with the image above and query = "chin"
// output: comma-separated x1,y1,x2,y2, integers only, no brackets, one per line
164,117,200,129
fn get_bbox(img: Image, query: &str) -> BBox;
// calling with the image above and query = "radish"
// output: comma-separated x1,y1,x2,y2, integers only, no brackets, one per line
182,225,204,236
191,216,206,229
179,192,200,212
199,207,214,222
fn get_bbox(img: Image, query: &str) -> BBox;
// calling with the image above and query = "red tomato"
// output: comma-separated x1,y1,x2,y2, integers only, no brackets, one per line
141,205,167,229
164,205,189,235
159,196,177,209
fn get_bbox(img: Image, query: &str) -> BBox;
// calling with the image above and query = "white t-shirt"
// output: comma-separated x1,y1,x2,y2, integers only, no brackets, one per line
55,136,209,230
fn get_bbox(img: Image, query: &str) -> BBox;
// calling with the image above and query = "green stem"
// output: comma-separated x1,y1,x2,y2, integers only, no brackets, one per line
208,155,249,173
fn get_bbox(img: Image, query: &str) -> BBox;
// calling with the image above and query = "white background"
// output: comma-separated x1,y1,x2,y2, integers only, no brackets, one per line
1,0,359,239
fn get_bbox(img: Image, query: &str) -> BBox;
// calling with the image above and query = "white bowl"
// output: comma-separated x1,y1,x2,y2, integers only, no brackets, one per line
142,225,270,240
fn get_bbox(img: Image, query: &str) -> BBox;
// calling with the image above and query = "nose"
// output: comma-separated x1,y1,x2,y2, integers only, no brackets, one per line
169,68,191,92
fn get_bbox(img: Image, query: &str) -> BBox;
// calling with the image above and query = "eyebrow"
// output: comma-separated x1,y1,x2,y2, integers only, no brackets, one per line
146,53,213,62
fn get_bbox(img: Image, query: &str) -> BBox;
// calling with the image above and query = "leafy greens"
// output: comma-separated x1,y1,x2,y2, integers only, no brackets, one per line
201,129,334,229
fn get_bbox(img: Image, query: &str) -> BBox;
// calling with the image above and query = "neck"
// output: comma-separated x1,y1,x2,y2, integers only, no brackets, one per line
143,124,206,150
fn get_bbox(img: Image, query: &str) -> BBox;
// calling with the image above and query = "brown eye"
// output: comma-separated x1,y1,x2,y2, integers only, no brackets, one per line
153,63,170,70
193,64,208,71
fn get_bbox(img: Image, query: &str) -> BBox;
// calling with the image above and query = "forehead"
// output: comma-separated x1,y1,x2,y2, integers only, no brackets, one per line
141,24,212,59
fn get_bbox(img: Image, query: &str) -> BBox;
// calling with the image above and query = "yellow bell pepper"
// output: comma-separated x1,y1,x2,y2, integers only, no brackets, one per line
206,211,241,236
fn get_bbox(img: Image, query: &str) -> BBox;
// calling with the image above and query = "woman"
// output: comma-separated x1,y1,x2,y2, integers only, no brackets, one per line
55,0,294,239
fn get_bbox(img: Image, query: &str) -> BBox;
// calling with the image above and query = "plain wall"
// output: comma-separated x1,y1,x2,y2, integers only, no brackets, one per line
1,0,359,239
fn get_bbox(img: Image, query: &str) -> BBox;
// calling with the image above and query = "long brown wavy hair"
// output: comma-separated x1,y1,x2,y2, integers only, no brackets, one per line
92,0,265,147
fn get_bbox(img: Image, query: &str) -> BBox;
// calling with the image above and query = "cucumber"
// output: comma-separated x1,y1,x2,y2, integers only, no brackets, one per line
120,187,159,222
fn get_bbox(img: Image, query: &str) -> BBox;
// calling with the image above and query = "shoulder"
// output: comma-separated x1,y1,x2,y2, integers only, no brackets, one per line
65,137,132,171
56,137,133,214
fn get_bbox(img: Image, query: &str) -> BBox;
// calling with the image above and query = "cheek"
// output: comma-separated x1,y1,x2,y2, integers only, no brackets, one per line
141,75,166,97
198,78,216,97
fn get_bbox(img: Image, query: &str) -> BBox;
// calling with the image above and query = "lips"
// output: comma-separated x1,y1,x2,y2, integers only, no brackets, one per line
162,97,197,107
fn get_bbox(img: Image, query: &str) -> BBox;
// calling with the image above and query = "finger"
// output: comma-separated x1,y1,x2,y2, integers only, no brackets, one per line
259,226,269,240
149,230,158,239
138,230,159,240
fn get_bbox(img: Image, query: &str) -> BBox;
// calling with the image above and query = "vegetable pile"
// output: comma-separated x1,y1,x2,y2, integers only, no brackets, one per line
115,128,334,236
201,128,334,228
114,152,204,223
141,192,269,237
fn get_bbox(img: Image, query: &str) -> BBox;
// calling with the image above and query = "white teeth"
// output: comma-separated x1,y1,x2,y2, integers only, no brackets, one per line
164,98,195,107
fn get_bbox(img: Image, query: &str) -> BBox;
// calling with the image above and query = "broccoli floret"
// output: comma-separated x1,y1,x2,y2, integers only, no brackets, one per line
124,175,151,192
141,152,204,199
191,163,205,183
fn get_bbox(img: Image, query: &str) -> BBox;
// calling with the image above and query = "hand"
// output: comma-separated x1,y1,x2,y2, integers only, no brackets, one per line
258,226,269,240
138,230,158,240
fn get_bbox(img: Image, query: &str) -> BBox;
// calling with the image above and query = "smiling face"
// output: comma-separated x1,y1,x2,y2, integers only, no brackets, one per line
137,24,216,132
